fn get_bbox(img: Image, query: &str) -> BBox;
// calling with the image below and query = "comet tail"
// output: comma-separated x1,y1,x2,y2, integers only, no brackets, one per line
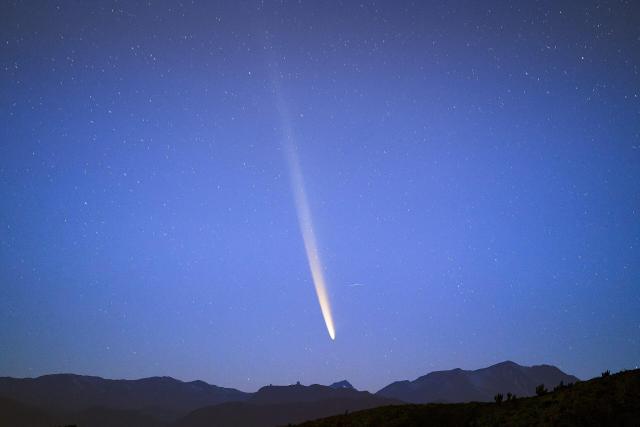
285,145,336,340
271,71,336,340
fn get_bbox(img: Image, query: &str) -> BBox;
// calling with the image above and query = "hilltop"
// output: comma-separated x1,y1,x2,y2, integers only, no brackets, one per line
300,369,640,426
376,360,578,403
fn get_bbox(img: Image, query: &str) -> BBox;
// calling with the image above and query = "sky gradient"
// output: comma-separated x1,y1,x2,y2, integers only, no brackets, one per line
1,1,639,392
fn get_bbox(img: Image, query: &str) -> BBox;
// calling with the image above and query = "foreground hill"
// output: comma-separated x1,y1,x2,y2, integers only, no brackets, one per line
301,369,640,426
377,361,579,403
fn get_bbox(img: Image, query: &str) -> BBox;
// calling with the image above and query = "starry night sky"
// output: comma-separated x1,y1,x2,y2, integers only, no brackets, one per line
1,1,639,392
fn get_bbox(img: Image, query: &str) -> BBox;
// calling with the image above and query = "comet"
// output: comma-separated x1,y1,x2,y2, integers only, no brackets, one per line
284,144,336,340
271,67,336,341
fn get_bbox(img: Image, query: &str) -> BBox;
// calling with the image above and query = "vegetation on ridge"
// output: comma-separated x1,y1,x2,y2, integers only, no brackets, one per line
299,369,640,426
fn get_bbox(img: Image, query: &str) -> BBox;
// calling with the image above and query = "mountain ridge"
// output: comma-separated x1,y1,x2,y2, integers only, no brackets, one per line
0,373,250,421
0,361,582,427
376,361,579,403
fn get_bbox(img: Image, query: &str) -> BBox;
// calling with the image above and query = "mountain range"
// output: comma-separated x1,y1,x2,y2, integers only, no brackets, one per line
0,373,249,421
0,361,579,427
377,360,579,403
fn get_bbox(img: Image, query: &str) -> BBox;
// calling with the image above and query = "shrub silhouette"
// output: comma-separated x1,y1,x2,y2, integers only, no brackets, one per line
535,384,548,396
494,393,503,403
554,380,565,392
602,370,610,377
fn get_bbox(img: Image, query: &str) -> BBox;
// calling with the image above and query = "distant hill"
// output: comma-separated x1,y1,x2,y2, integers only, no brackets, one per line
0,378,399,427
0,395,164,427
376,361,579,403
0,374,249,421
172,384,401,427
67,406,164,427
249,383,371,405
300,369,640,426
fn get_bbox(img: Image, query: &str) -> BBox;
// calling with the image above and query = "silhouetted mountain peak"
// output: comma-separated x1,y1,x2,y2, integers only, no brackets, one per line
377,361,579,404
251,382,375,405
136,375,181,384
491,360,520,368
36,373,101,381
0,373,250,422
329,380,354,390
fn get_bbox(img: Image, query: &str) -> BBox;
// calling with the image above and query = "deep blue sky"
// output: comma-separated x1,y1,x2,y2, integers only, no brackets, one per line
1,1,639,392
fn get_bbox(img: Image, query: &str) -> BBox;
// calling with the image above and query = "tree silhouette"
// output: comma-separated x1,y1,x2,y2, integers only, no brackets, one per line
494,393,503,403
535,384,548,396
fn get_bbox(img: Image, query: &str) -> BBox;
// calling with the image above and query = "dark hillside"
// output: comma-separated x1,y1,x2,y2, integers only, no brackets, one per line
301,369,640,426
